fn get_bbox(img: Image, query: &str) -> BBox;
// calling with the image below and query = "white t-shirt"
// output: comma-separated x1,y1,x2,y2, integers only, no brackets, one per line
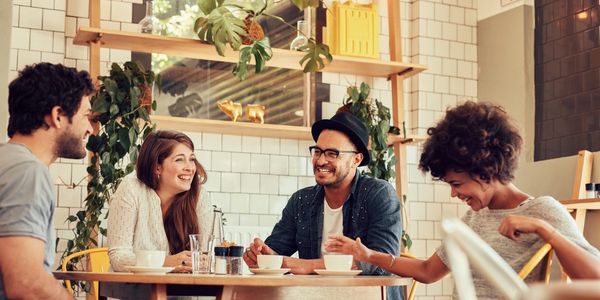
320,197,344,256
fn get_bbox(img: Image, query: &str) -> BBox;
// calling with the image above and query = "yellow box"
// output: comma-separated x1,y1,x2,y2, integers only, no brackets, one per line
325,1,380,59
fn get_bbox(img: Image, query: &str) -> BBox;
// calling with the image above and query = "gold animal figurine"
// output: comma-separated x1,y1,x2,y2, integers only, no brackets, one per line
217,99,243,122
247,104,266,124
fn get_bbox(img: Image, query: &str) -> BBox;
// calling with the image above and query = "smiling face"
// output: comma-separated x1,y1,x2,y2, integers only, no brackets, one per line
156,143,197,196
443,170,497,211
55,95,93,159
312,129,362,188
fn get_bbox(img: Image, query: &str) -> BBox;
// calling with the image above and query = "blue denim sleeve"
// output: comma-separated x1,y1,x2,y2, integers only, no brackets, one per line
264,194,298,256
358,183,402,276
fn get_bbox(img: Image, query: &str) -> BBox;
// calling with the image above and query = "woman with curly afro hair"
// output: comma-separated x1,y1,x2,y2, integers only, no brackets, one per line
326,101,600,299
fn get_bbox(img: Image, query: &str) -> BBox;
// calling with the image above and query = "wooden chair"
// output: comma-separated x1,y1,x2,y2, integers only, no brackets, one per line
518,243,553,284
400,252,418,300
61,247,110,299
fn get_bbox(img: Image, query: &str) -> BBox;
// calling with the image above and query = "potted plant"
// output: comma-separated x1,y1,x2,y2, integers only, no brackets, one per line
194,0,332,80
338,82,412,249
59,62,160,290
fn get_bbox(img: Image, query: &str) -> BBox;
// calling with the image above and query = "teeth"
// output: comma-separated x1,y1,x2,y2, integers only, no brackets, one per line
178,175,191,180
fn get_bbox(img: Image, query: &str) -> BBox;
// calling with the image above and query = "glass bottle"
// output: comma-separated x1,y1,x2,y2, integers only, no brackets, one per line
290,20,310,51
139,0,158,34
209,207,225,272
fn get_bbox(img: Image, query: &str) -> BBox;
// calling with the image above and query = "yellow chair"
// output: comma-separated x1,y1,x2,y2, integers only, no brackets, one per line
400,252,418,300
518,243,553,284
61,247,110,299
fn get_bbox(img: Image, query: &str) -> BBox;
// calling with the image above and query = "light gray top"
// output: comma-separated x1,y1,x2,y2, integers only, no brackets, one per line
437,196,600,300
107,176,213,271
0,143,55,297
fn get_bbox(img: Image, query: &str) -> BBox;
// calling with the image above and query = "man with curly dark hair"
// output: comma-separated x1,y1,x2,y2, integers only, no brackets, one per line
327,101,600,299
0,63,95,299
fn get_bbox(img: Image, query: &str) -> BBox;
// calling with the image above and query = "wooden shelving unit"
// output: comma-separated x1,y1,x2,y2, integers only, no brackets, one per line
152,115,425,145
151,115,311,140
74,27,427,79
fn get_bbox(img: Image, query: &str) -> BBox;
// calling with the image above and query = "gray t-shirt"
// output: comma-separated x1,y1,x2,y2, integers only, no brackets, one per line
437,196,600,300
0,143,55,298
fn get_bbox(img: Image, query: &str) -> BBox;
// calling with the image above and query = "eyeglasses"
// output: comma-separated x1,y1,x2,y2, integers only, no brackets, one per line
309,146,358,161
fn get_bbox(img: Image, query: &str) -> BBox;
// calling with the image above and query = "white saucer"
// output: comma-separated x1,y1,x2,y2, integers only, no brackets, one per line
124,266,174,274
249,268,291,275
314,269,362,276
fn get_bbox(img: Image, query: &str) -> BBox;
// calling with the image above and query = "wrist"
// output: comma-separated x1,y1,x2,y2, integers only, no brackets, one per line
537,221,557,243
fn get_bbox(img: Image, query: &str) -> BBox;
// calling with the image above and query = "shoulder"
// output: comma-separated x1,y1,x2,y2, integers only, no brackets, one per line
110,176,150,204
520,196,566,215
289,185,320,202
355,174,398,201
356,174,395,193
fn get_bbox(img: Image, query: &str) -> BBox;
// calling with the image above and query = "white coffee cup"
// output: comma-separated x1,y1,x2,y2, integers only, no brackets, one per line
257,255,283,269
324,254,353,271
135,250,166,267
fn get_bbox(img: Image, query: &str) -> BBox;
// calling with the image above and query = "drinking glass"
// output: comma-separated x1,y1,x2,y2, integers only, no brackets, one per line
189,234,212,274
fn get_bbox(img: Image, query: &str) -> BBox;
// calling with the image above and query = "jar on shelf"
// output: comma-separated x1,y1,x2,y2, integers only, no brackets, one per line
586,183,595,199
290,20,309,51
139,0,158,34
228,246,244,275
213,246,229,275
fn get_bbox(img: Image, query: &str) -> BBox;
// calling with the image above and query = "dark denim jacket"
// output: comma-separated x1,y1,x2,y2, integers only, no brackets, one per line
264,172,403,300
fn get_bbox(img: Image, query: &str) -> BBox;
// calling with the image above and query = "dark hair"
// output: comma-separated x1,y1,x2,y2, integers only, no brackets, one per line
418,101,523,184
7,63,95,137
136,130,208,254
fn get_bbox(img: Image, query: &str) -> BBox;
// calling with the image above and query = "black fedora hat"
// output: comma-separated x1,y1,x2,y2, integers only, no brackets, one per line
311,112,370,166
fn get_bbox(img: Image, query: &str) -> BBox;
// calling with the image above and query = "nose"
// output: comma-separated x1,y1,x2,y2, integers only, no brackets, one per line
314,152,328,165
450,187,458,198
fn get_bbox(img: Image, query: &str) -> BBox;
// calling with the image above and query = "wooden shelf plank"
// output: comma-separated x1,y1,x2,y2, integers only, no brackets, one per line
152,115,427,146
387,134,427,146
74,27,427,78
561,198,600,210
151,115,312,140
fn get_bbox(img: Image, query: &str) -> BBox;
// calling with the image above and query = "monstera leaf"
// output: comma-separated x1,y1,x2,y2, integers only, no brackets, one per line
208,7,246,55
298,40,333,72
233,37,273,80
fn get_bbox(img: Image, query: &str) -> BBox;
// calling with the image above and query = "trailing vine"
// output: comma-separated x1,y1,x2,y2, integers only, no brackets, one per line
59,61,159,279
340,82,412,249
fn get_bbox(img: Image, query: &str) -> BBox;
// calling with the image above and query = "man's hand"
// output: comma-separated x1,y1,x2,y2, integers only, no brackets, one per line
242,237,276,268
325,235,373,263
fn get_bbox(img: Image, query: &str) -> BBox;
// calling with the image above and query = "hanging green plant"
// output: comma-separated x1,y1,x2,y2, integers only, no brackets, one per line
339,82,412,249
194,0,332,80
58,61,159,293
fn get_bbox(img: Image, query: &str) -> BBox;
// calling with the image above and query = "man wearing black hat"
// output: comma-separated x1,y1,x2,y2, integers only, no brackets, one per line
243,112,403,300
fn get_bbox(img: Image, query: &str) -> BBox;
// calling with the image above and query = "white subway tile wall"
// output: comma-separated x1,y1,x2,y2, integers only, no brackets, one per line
8,0,478,298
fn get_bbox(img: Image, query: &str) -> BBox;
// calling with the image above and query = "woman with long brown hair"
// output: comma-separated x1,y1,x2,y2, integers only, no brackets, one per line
107,130,211,271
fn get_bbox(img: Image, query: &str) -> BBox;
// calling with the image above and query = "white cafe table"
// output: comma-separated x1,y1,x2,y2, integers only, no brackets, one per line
53,271,412,300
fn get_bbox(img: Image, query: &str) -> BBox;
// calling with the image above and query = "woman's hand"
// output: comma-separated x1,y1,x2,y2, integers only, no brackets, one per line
164,250,192,267
325,235,373,263
498,215,554,241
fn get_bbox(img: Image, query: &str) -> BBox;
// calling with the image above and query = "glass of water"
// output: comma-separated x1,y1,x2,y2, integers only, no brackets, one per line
189,234,211,274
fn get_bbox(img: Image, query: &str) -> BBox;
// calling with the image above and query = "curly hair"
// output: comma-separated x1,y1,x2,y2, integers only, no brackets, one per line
418,101,523,183
7,63,95,137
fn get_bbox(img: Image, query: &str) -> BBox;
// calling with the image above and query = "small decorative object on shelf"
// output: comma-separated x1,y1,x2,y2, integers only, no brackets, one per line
290,20,310,51
325,0,379,59
139,0,158,34
247,104,266,124
217,99,243,122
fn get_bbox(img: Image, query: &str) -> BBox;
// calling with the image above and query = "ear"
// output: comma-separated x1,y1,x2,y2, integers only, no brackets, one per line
353,153,364,167
46,106,64,129
155,164,163,175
